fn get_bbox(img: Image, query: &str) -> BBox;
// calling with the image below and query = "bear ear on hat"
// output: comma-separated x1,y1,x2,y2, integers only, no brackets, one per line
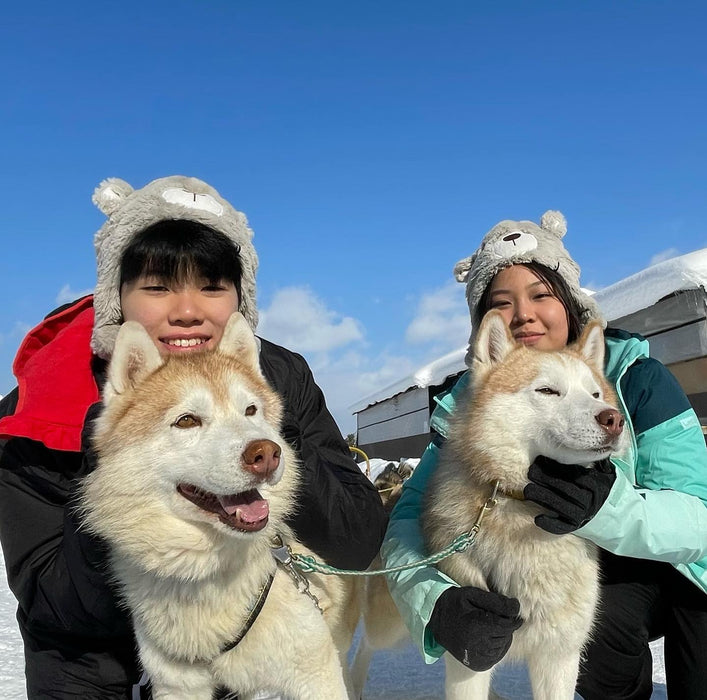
540,210,567,238
92,178,134,216
453,252,477,283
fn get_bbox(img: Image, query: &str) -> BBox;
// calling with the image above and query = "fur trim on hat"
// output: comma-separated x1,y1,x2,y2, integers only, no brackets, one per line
91,176,259,359
454,210,604,366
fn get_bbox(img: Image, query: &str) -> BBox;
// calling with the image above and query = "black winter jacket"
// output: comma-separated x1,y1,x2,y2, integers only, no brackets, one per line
0,299,387,698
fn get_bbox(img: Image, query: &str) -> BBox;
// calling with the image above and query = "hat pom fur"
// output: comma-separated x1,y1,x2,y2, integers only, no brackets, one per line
540,210,567,238
92,178,134,216
453,254,476,283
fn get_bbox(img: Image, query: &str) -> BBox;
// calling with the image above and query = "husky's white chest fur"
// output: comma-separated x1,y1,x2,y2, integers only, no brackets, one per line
424,311,625,700
81,313,359,700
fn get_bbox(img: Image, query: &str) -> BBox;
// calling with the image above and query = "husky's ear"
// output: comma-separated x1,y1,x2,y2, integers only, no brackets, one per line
472,310,515,376
219,312,262,375
105,322,164,403
574,320,605,373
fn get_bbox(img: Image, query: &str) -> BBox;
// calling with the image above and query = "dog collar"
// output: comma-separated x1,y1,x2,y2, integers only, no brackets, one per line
498,486,525,501
161,569,275,669
219,572,274,655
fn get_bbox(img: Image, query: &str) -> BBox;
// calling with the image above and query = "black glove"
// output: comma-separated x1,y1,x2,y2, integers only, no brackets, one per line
524,456,616,535
428,586,522,671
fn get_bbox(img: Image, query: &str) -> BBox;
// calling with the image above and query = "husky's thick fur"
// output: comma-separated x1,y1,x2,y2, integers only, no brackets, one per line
81,313,360,700
424,310,625,700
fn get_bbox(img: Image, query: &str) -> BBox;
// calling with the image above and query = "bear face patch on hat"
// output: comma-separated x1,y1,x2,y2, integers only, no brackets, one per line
91,175,259,359
454,210,604,365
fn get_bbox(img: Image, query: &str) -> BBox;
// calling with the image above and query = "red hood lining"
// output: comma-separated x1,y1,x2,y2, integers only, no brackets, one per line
0,296,100,452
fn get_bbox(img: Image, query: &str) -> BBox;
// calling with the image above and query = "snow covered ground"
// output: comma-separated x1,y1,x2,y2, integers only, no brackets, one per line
352,630,667,699
1,556,26,699
0,547,668,699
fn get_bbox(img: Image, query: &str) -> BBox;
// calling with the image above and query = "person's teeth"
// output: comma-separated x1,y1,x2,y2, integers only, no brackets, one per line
168,338,204,347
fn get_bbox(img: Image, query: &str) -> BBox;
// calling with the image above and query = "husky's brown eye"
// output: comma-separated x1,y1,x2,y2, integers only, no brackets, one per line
245,405,257,417
592,392,600,399
535,387,560,396
173,414,202,428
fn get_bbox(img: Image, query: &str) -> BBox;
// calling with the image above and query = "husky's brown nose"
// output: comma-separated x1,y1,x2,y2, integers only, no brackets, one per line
596,409,625,437
242,440,281,478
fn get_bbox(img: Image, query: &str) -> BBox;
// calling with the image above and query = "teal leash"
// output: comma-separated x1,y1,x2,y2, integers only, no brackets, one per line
274,481,500,578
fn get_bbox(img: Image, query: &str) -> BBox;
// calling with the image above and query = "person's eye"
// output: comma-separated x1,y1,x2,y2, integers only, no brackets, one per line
534,294,556,303
490,300,510,308
143,285,168,292
202,280,229,292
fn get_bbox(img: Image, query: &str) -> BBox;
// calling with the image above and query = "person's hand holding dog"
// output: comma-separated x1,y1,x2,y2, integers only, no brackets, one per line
524,456,616,534
428,586,523,671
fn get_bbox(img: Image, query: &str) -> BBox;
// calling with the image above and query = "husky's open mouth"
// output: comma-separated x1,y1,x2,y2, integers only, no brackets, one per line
177,483,270,532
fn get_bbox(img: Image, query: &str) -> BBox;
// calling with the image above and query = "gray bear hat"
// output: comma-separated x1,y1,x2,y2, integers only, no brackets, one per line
91,175,259,359
453,210,604,365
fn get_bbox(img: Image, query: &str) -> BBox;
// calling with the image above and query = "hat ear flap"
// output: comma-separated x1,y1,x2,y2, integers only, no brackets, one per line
92,178,134,216
453,252,477,283
540,210,567,238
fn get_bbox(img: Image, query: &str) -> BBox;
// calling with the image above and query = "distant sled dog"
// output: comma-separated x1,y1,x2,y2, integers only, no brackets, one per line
423,310,625,699
372,460,415,509
81,313,360,700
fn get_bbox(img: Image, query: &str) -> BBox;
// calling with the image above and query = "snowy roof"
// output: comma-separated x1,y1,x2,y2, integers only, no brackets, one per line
349,346,466,414
592,247,707,322
350,248,707,414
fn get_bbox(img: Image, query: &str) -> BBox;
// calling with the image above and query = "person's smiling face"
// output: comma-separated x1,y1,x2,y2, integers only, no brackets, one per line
486,264,569,351
119,275,239,355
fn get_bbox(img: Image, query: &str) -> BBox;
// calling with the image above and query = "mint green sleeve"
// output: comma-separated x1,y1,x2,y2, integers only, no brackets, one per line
578,409,707,563
380,440,459,663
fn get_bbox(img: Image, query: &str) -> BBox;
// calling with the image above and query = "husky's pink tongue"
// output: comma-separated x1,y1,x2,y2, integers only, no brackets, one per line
218,490,269,526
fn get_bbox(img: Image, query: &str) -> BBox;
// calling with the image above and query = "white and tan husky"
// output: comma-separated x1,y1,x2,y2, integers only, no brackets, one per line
423,310,625,699
81,313,360,700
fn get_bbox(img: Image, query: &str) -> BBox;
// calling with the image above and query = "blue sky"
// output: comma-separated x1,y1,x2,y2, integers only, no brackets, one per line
1,0,706,433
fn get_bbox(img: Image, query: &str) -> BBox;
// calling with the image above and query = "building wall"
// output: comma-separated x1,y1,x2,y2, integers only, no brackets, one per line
610,289,707,427
357,433,433,462
355,373,465,459
667,357,707,428
356,386,430,454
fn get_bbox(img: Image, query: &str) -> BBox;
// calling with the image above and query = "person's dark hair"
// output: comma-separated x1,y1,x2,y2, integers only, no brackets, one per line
476,261,586,343
119,219,242,299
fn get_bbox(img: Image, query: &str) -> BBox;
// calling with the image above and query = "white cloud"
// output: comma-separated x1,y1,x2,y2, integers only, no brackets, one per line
257,286,364,354
306,349,419,435
56,284,94,305
649,248,680,266
0,321,33,348
12,321,32,338
405,281,469,349
253,284,467,434
254,285,431,434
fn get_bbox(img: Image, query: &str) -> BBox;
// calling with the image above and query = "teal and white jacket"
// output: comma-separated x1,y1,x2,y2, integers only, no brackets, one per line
381,329,707,663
